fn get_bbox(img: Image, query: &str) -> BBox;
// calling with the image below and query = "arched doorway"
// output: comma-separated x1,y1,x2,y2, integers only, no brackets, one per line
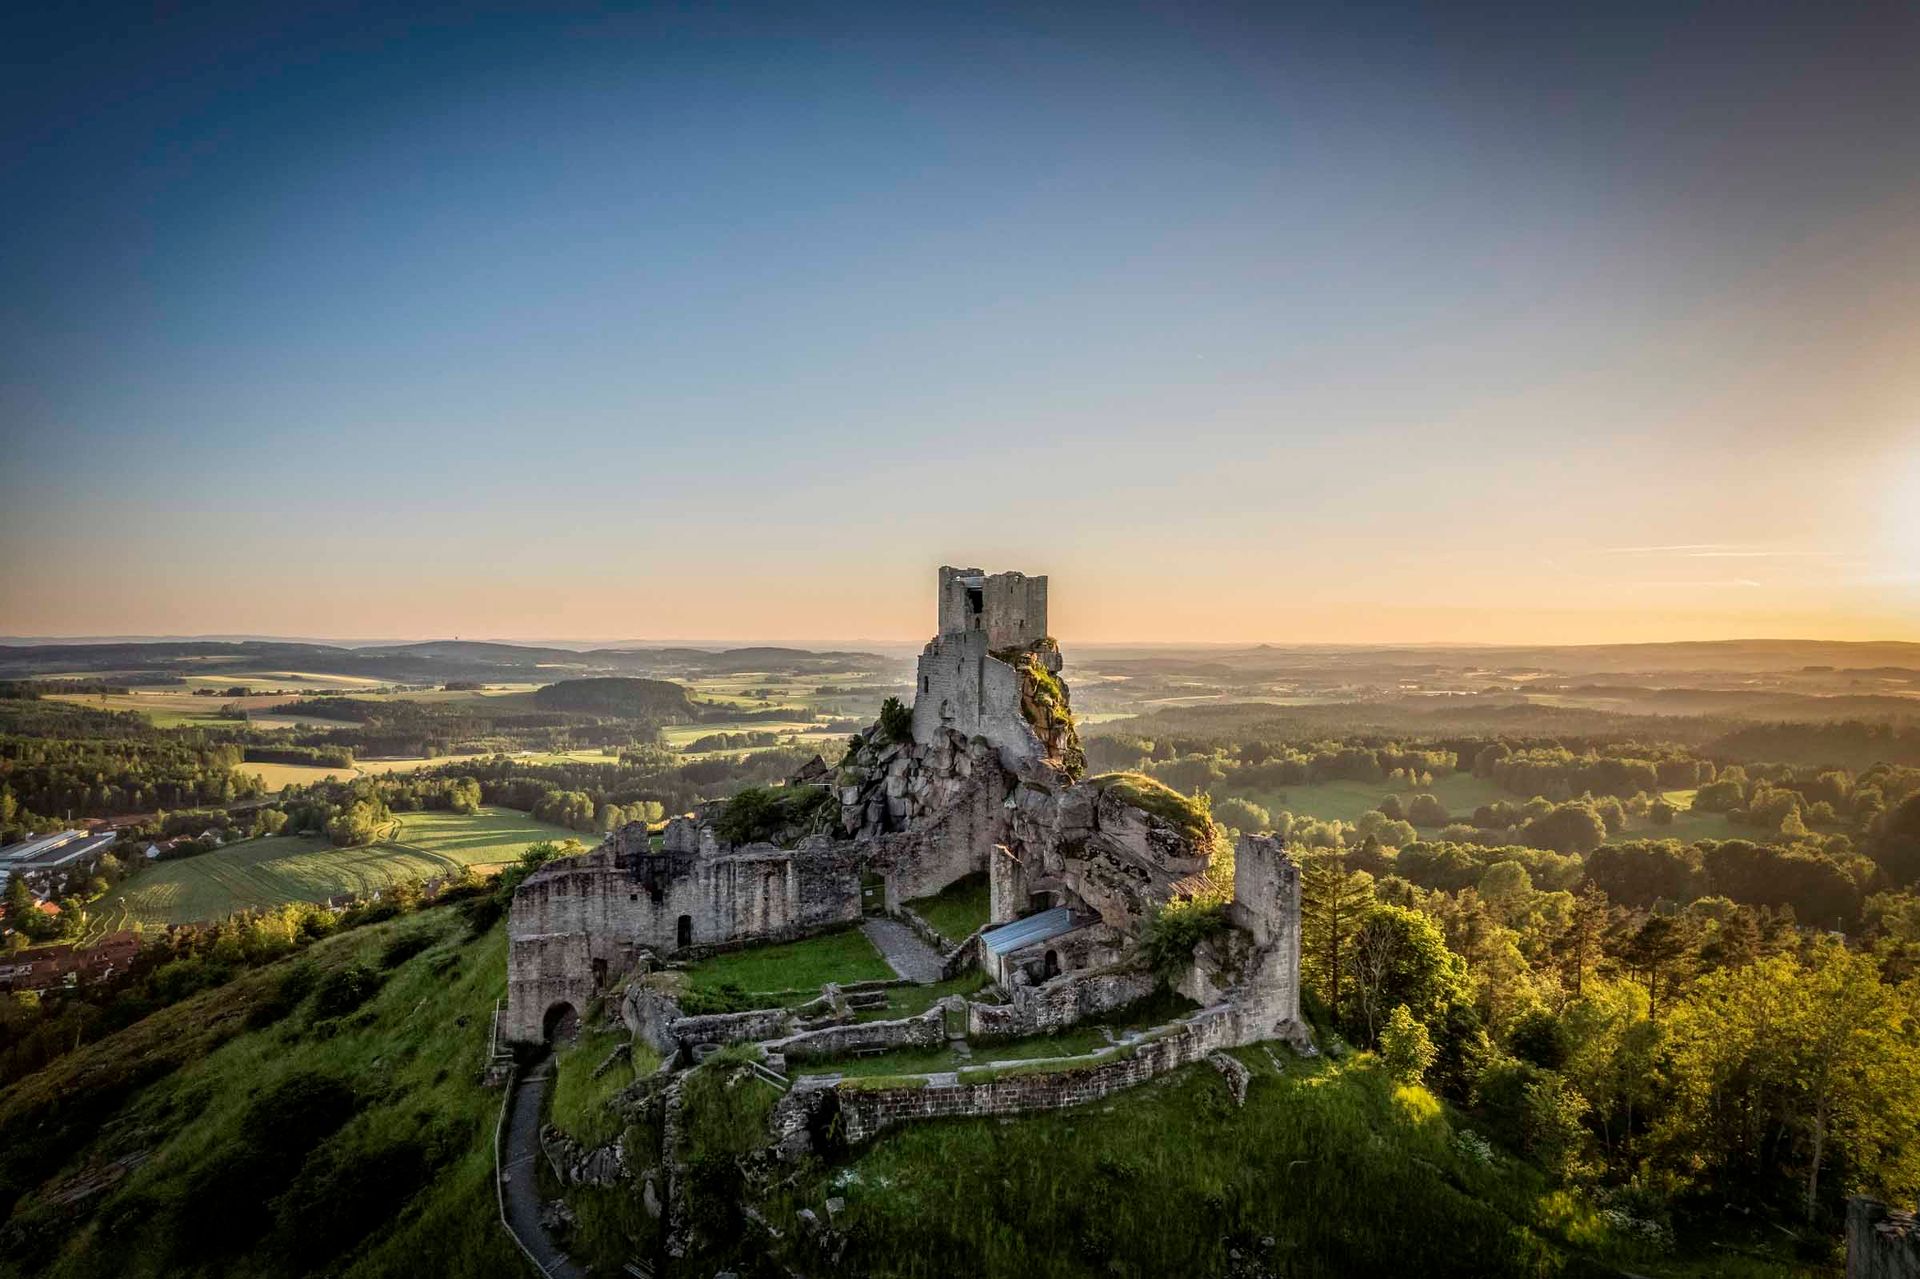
1042,949,1061,981
676,914,693,949
542,1001,579,1044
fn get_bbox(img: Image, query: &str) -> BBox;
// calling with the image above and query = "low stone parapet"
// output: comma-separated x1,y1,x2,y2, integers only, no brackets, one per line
667,1007,795,1049
763,1007,944,1061
830,1008,1239,1145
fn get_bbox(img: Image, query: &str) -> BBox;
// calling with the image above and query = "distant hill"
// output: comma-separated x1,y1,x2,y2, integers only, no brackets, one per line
531,677,699,719
0,639,890,684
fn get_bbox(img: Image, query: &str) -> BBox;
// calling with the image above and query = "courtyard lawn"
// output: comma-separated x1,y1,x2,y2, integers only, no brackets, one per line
79,806,575,937
679,926,893,994
904,872,990,943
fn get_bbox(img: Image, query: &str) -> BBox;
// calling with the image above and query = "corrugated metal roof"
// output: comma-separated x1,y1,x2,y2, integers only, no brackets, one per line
980,906,1076,956
0,830,85,862
15,831,118,868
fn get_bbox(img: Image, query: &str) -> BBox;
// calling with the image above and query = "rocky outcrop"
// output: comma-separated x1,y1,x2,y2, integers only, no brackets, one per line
540,1126,627,1187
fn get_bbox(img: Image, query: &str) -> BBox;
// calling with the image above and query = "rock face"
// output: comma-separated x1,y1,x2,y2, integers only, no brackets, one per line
993,777,1215,931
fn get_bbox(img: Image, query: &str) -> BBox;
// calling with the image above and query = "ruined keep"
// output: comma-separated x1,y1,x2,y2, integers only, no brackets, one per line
503,564,1302,1051
912,566,1064,769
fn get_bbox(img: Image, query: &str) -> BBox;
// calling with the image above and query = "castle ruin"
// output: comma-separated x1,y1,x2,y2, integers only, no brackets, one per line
503,565,1302,1057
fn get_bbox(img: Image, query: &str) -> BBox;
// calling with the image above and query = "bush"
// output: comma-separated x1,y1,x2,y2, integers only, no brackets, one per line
379,932,434,970
877,696,914,744
310,963,383,1020
712,785,839,846
1144,899,1229,980
1380,1004,1436,1084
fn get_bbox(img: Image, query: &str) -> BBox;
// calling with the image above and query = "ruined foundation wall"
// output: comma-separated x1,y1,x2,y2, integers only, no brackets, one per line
829,1010,1238,1145
764,1007,946,1061
966,968,1158,1040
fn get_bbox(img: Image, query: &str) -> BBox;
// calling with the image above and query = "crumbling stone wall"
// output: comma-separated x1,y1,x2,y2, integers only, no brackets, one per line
966,968,1157,1039
763,1007,945,1061
504,834,862,1043
912,628,1047,768
825,1010,1238,1145
935,565,1048,648
1225,834,1304,1044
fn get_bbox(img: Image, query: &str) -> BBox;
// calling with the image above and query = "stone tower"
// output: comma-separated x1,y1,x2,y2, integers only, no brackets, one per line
912,566,1060,769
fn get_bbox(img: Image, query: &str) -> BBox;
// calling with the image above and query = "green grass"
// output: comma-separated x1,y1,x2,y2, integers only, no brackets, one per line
858,969,991,1021
904,872,990,943
767,1053,1649,1279
547,1027,659,1148
1090,772,1218,844
678,926,893,993
81,807,573,936
0,909,526,1279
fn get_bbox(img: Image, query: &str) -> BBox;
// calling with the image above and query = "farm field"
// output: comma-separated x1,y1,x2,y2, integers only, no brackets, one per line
239,760,357,789
78,806,573,939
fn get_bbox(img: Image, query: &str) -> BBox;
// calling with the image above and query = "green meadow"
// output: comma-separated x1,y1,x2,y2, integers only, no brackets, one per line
81,807,571,938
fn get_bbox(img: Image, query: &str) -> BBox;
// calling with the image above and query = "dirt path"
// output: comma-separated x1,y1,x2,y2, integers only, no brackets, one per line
861,916,945,983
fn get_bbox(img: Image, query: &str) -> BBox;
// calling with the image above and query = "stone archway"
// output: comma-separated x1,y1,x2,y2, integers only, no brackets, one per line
542,1001,579,1045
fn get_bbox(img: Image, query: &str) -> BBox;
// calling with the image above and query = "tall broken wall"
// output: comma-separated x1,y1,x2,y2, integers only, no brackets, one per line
504,836,862,1043
912,629,1048,768
1227,833,1304,1043
936,566,1048,647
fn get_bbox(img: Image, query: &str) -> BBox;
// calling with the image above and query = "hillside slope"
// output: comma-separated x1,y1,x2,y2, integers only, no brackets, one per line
0,907,521,1279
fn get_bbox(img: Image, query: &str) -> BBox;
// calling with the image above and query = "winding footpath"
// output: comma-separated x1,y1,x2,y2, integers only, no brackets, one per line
860,916,945,983
497,1063,588,1279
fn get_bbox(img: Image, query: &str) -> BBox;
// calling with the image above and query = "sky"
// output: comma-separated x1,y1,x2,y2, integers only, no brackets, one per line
3,0,1918,646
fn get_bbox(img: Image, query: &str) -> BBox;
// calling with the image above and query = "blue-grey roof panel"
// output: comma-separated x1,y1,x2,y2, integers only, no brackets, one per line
980,906,1075,956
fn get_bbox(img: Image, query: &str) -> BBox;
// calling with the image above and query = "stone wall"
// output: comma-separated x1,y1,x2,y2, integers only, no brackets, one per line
763,1007,945,1061
966,968,1158,1039
1849,1197,1920,1279
911,628,1045,768
830,1010,1238,1145
667,1007,797,1050
935,566,1048,648
1226,834,1304,1044
503,834,863,1043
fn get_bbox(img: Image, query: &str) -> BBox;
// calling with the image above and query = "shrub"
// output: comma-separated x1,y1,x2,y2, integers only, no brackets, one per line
310,963,383,1020
1380,1004,1436,1084
379,931,434,970
712,784,839,846
1144,899,1229,980
877,696,914,744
